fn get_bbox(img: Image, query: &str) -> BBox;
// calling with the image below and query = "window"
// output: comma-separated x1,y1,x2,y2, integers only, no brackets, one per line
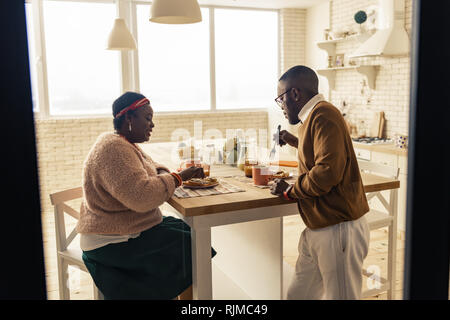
214,9,278,109
136,5,210,112
25,3,39,112
25,1,279,116
43,1,120,115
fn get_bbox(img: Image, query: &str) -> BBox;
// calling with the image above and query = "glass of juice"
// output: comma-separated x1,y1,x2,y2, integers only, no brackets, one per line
202,163,210,177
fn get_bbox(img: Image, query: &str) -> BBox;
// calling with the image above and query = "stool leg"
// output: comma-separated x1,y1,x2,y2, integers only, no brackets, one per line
57,257,70,300
387,189,398,300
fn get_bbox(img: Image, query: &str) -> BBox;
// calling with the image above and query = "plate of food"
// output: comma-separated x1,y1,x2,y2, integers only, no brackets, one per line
183,177,219,189
271,170,294,179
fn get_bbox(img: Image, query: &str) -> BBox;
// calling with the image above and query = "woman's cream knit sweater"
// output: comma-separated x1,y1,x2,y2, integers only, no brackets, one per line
76,132,176,235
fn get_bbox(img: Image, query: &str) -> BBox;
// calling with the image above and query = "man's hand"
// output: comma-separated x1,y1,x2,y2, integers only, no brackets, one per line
274,130,299,148
270,178,290,196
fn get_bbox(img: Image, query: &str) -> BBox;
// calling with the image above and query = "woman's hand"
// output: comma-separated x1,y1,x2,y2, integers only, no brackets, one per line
178,166,205,181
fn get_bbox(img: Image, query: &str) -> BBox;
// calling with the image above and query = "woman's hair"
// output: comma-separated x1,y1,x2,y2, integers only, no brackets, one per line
112,91,147,130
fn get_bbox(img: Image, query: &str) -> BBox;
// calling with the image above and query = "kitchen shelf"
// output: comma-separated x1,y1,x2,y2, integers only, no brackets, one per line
316,33,372,56
316,65,379,90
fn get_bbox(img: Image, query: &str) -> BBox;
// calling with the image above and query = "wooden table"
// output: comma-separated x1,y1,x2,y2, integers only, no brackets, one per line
139,142,400,300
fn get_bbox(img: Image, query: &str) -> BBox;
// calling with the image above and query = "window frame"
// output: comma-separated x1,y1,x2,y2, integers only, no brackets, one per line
26,0,279,118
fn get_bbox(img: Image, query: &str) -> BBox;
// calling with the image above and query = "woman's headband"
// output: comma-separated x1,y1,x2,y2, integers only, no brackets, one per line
115,98,150,119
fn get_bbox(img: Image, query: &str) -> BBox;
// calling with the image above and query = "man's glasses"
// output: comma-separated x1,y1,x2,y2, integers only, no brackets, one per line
274,88,293,107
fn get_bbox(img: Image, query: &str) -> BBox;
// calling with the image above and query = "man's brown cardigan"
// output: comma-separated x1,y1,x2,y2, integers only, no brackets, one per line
288,101,369,229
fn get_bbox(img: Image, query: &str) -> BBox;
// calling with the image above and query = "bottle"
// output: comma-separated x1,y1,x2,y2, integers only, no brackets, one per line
237,142,246,171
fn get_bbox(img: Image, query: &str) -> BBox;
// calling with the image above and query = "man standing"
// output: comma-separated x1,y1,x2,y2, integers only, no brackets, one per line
270,65,370,300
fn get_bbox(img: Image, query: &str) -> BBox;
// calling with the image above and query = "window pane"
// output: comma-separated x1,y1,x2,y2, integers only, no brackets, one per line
25,3,39,112
43,1,120,115
137,5,210,112
215,9,278,109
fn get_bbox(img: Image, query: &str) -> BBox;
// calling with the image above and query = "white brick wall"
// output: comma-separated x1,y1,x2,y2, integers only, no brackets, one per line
278,8,307,143
35,111,268,218
280,8,307,74
330,0,412,138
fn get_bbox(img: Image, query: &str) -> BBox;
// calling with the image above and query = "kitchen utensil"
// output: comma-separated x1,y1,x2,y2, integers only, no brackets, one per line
369,112,380,137
378,111,385,138
269,125,281,159
269,160,298,167
369,111,384,138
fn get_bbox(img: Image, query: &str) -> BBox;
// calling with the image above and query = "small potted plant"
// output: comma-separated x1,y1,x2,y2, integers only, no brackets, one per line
354,10,367,34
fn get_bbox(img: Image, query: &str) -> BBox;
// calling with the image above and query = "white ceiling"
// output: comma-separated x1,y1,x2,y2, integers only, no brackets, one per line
198,0,329,9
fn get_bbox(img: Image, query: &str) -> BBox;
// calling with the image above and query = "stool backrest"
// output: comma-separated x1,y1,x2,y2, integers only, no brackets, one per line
358,160,399,215
49,187,83,252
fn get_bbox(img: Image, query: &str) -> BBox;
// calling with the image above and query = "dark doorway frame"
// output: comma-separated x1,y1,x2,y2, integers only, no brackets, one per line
403,0,450,299
0,1,47,299
1,0,449,300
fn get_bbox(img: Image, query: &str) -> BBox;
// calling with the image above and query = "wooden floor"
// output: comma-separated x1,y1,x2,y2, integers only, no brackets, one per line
41,206,405,300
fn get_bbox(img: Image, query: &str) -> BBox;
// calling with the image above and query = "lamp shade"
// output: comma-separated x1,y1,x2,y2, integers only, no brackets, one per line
106,18,137,50
150,0,202,24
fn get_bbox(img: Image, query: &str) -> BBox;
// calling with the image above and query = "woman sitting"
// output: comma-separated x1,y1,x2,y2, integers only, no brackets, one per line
77,91,216,300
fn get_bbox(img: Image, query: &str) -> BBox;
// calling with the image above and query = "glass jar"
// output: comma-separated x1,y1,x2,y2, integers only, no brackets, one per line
237,143,246,171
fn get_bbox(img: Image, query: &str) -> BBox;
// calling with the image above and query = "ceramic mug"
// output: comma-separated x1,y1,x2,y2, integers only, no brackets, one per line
394,134,408,149
252,166,272,186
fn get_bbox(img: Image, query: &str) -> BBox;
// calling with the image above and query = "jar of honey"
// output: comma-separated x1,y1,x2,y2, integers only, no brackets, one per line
244,159,258,177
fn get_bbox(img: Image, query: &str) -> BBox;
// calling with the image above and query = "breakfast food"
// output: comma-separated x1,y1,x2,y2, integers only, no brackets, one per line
272,170,290,179
183,177,218,187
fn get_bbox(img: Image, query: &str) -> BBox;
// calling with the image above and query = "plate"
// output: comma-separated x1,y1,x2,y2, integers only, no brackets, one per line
182,182,219,189
271,172,294,180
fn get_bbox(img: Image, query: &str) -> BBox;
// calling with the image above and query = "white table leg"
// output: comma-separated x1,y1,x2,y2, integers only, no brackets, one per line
191,226,213,299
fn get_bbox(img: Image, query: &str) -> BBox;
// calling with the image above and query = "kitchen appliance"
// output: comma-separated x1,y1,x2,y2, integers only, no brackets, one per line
352,137,393,145
349,0,410,58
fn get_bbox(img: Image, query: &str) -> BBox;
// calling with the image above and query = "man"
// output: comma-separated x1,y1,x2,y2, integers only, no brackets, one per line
270,65,370,300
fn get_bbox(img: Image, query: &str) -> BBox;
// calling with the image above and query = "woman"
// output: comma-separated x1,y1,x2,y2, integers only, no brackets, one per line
76,91,215,300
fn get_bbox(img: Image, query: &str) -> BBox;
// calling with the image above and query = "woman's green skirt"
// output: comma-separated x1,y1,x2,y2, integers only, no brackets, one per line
82,216,216,300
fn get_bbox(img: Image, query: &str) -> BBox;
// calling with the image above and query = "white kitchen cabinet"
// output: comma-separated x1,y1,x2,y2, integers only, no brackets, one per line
398,154,408,175
354,147,371,161
371,151,398,168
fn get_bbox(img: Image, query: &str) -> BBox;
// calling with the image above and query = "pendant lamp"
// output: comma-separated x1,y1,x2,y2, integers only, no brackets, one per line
106,18,137,50
150,0,202,24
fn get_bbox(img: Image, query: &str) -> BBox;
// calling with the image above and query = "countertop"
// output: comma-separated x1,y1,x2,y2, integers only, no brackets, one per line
352,142,408,156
